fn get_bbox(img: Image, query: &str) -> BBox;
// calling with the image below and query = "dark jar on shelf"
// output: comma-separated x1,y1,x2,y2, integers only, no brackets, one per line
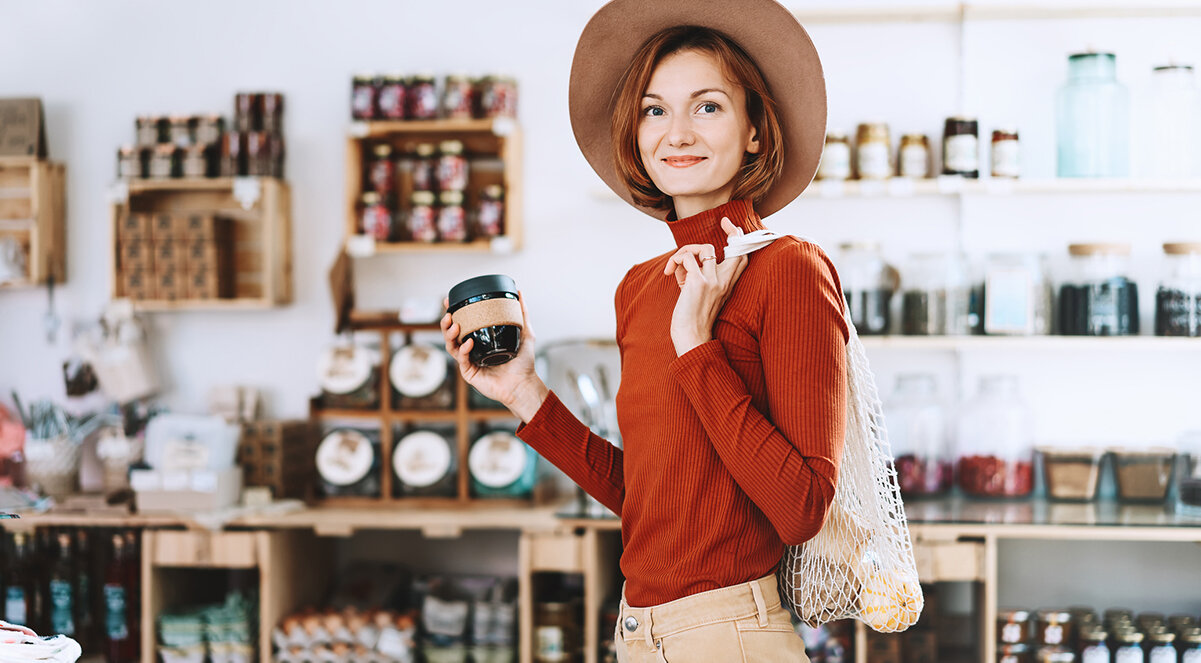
1155,242,1201,336
359,192,395,241
475,184,505,238
448,274,523,367
407,191,438,243
943,116,980,178
368,143,396,194
316,429,381,497
351,74,377,120
441,74,475,120
437,190,468,242
413,143,437,191
407,74,439,120
1058,243,1139,336
316,342,380,410
999,609,1033,645
838,242,899,336
389,343,455,411
392,427,457,498
376,74,407,120
1037,611,1074,648
437,140,469,191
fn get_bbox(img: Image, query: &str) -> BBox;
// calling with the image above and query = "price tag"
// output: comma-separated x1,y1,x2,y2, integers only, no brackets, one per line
491,117,517,137
346,235,377,257
859,180,885,197
819,180,846,198
888,177,917,197
107,181,130,205
233,177,262,210
936,175,965,194
349,122,370,138
489,236,514,254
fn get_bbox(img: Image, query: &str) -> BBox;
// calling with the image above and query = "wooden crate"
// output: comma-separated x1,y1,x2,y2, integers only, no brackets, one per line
0,157,65,287
238,419,320,500
110,177,292,310
344,118,522,254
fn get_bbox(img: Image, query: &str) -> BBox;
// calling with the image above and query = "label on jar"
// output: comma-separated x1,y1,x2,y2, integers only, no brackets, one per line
408,206,438,242
377,83,406,120
535,626,566,659
1151,646,1177,663
1184,649,1201,663
469,432,529,488
818,143,851,180
1116,645,1144,663
1000,623,1024,643
437,206,467,242
437,154,468,191
5,587,25,626
422,595,469,638
394,431,452,488
317,344,374,395
1043,624,1064,645
389,344,448,398
104,584,128,640
50,579,74,635
944,134,979,174
316,430,374,486
900,144,929,178
1083,645,1110,663
984,266,1035,335
992,138,1020,178
857,142,890,179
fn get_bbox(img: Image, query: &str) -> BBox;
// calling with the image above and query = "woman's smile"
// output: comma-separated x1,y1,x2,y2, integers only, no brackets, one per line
664,155,708,168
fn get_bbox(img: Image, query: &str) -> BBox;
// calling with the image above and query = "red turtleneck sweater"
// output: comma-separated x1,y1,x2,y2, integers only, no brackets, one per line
516,199,848,607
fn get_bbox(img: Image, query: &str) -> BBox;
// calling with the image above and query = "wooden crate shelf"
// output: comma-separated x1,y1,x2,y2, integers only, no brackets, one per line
344,118,522,254
0,157,65,288
109,177,293,310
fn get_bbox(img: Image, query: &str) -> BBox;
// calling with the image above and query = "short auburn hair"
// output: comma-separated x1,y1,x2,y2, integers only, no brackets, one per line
610,26,785,213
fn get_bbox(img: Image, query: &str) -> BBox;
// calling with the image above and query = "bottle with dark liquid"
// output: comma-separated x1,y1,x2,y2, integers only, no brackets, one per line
3,532,34,628
47,531,76,637
103,532,137,663
75,529,97,651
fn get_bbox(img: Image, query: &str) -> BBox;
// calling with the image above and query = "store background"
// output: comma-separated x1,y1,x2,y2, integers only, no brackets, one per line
2,0,1201,611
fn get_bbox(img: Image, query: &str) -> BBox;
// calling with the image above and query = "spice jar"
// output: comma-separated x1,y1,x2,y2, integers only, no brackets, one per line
902,253,954,335
1147,630,1176,663
316,429,381,498
393,427,457,498
1057,52,1130,177
1000,644,1034,663
1111,446,1176,503
359,192,395,241
376,75,407,120
982,253,1053,336
856,122,892,180
992,129,1021,178
886,374,952,498
117,146,142,179
368,144,396,194
1079,628,1111,663
1037,611,1075,648
999,610,1034,645
476,185,505,238
413,143,437,191
408,191,438,243
838,242,899,336
389,343,454,411
437,140,469,191
1113,630,1146,663
441,75,475,120
317,342,381,410
407,74,439,120
438,190,469,242
448,274,523,367
149,145,181,179
898,134,931,179
1058,244,1139,336
534,600,581,663
956,375,1035,498
1039,447,1104,501
469,430,537,498
943,117,980,178
1155,243,1201,336
351,74,377,120
818,131,852,181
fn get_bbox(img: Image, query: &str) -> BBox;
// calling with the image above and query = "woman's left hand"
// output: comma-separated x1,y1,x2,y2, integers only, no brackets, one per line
663,217,749,356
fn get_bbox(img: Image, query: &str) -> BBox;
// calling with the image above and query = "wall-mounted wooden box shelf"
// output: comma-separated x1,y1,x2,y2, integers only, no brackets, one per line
0,157,65,288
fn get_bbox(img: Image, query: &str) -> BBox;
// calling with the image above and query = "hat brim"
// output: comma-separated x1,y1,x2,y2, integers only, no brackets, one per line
569,0,827,220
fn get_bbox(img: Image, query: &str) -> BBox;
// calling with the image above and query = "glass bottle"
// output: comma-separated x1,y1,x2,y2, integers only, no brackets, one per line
75,529,96,651
956,375,1035,498
838,242,899,336
1056,51,1130,177
1147,64,1201,178
981,254,1053,336
1079,627,1110,663
1155,243,1201,337
1113,629,1146,663
47,532,76,637
1057,243,1139,336
886,374,952,497
1147,629,1176,663
4,532,34,627
104,532,137,663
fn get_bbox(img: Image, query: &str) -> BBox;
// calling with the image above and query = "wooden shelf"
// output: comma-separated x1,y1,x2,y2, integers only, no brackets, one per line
858,335,1201,351
0,157,65,287
791,1,1201,23
351,118,507,137
347,310,440,331
351,238,515,254
125,177,254,193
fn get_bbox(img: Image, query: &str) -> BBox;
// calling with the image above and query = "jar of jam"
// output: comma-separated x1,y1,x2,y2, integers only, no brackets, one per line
235,93,259,132
261,93,284,134
407,191,438,243
1180,628,1201,663
359,192,394,241
943,116,980,178
393,427,458,498
376,75,406,120
1058,243,1139,336
195,114,225,145
899,133,931,178
856,122,892,180
369,144,396,193
1147,630,1176,663
955,375,1035,498
476,185,505,238
838,242,899,335
887,374,952,498
1000,644,1034,663
818,131,852,181
1113,630,1146,663
441,75,475,120
221,131,244,177
469,430,537,498
438,140,469,191
117,146,142,179
478,76,519,119
413,143,437,191
992,128,1021,178
999,610,1034,645
1037,611,1074,648
437,190,468,242
317,429,381,498
389,343,454,410
149,144,181,179
1155,242,1201,336
1079,628,1110,663
317,342,380,409
182,144,210,178
351,74,377,120
1038,647,1076,663
245,131,274,177
136,116,159,148
407,74,439,120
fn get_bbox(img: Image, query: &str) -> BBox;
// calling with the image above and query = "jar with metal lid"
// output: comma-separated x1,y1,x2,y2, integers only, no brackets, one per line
374,75,406,120
441,75,475,120
316,429,381,497
1139,614,1167,632
902,253,954,335
476,185,505,238
359,192,395,241
943,117,980,178
1114,630,1146,663
169,116,193,147
369,143,396,194
351,74,377,120
899,133,931,178
437,190,469,242
1000,644,1034,663
393,427,458,498
1170,615,1198,632
195,114,225,145
887,374,952,498
1180,628,1201,663
148,144,181,179
135,116,160,148
221,131,244,177
818,131,852,181
1155,243,1201,336
956,375,1035,498
469,429,537,498
838,242,899,336
407,74,439,120
1038,647,1077,663
117,146,142,179
534,600,581,663
438,140,469,191
1057,51,1130,177
1058,243,1139,336
856,122,892,180
317,342,381,409
1147,630,1176,663
408,191,438,242
389,343,454,410
182,144,211,178
1079,628,1111,663
992,129,1021,178
981,253,1053,335
1038,611,1075,648
413,143,438,191
999,610,1034,645
1106,609,1135,625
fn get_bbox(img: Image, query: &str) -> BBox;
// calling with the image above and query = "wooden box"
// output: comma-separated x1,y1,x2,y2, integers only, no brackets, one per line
118,239,154,272
0,157,65,287
119,270,157,299
149,212,182,240
238,419,319,500
117,211,152,239
153,239,188,273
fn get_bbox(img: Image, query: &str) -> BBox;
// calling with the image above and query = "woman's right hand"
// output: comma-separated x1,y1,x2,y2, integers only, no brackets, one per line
440,292,549,423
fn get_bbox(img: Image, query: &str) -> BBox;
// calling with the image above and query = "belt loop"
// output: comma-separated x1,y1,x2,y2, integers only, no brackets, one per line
643,609,656,648
750,579,769,628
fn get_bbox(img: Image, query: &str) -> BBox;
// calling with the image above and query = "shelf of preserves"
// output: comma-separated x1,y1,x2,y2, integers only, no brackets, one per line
0,157,65,288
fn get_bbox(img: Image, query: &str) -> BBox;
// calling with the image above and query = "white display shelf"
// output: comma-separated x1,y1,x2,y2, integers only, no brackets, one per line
792,1,1201,23
857,335,1201,351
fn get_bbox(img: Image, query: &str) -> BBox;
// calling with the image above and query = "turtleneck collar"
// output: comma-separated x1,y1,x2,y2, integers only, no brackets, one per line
666,199,764,262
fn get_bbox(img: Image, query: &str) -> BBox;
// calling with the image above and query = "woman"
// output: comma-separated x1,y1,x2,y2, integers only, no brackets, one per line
441,1,846,660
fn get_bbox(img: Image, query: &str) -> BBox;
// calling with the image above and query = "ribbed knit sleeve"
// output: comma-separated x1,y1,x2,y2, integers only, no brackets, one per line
668,240,848,546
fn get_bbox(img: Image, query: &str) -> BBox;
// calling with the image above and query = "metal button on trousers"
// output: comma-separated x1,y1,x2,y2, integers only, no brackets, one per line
624,616,639,632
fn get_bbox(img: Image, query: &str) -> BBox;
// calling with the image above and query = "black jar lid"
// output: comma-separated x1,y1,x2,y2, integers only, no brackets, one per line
449,274,518,308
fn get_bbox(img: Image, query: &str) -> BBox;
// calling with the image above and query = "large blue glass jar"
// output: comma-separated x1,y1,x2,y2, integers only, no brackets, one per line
1056,52,1130,177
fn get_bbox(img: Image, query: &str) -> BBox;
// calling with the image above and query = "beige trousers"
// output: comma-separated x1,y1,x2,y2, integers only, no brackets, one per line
615,574,810,663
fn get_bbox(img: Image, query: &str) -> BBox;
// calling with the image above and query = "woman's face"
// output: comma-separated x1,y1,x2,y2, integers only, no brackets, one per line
638,49,760,217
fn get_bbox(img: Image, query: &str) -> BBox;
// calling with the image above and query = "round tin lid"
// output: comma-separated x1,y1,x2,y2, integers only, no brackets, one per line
394,430,453,488
448,274,517,309
316,430,374,486
469,431,530,488
317,344,375,395
389,344,448,398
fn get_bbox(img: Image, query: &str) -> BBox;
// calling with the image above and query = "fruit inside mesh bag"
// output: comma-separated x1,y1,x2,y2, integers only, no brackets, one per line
784,502,872,626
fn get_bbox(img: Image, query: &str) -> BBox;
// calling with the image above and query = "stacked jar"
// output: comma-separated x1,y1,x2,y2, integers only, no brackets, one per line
350,73,518,121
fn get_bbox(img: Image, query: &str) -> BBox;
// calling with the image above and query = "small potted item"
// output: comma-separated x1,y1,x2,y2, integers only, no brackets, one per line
448,275,523,366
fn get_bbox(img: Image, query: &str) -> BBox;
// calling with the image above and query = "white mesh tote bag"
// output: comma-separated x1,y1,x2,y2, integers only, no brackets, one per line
727,230,923,633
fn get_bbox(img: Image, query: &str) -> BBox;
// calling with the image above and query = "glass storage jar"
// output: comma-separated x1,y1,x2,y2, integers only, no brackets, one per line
886,374,952,497
982,254,1053,336
1147,64,1201,178
901,253,949,335
1112,629,1145,663
389,343,455,411
1057,51,1130,177
1155,243,1201,337
956,375,1035,498
469,429,537,499
316,341,380,410
838,242,899,336
316,428,381,497
1037,611,1075,648
998,609,1034,645
393,427,458,498
1038,446,1104,502
1079,627,1110,663
1178,431,1201,517
1057,243,1140,336
1110,446,1176,503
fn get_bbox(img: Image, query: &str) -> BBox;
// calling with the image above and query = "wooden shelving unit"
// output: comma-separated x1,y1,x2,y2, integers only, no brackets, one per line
0,156,65,288
108,177,293,311
858,335,1201,351
344,118,522,255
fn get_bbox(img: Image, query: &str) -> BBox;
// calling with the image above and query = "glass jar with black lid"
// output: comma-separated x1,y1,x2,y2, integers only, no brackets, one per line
1155,242,1201,336
449,274,523,366
1057,243,1140,336
1147,629,1176,663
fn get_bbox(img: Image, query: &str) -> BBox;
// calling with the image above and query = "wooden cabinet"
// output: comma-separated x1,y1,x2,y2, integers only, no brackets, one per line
0,157,65,288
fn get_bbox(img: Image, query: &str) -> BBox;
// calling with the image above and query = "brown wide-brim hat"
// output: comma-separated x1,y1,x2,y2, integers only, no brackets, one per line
569,0,827,220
